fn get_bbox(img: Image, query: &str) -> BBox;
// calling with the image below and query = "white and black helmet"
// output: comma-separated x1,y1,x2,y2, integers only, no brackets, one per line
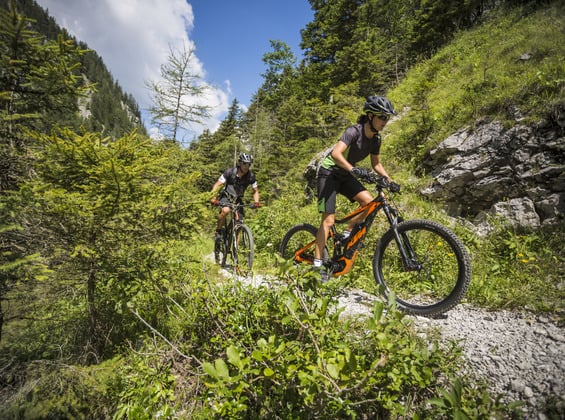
238,153,253,164
363,96,396,115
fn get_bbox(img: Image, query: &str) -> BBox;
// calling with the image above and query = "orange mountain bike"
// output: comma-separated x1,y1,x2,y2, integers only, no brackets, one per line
279,174,471,318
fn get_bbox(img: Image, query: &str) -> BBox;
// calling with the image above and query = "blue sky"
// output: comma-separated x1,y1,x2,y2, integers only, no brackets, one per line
34,0,314,140
190,0,313,106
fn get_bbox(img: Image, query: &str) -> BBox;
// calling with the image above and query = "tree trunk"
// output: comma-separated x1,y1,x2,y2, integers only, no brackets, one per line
87,259,96,340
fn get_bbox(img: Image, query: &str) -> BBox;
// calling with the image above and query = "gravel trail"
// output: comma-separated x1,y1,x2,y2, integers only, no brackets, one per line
335,288,565,418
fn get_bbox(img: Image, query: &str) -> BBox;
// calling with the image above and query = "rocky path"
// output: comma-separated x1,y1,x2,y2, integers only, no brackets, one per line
240,273,564,418
335,288,565,419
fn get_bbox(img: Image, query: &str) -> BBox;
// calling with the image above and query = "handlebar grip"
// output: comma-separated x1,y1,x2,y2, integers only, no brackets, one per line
364,174,401,192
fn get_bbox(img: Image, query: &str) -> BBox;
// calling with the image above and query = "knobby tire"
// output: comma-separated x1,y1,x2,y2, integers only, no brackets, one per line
233,224,254,276
372,219,471,318
279,223,329,263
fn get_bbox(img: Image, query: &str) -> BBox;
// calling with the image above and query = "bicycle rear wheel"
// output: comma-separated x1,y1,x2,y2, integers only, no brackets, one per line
232,224,254,276
372,219,471,318
279,223,329,264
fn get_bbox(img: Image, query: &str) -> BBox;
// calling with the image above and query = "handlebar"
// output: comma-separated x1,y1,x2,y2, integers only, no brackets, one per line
363,173,401,193
212,201,261,209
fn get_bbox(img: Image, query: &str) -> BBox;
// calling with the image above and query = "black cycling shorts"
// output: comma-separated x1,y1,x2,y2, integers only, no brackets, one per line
317,167,366,214
219,193,244,218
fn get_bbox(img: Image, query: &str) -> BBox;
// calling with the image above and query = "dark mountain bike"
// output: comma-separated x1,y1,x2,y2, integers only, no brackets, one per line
214,200,255,276
279,173,472,318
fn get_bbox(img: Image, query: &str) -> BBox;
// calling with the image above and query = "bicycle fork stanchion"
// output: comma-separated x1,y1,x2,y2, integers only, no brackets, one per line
383,205,422,272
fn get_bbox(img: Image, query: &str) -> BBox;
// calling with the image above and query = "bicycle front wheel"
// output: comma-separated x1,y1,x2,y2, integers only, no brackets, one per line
373,219,471,318
232,224,254,276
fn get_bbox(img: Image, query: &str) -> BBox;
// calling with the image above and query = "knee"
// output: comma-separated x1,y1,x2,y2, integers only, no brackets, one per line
321,216,335,230
354,191,373,206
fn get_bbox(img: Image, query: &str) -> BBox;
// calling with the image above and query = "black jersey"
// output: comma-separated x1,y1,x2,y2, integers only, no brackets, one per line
219,167,257,198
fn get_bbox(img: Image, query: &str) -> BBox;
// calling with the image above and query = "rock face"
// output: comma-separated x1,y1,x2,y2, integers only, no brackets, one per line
421,118,565,229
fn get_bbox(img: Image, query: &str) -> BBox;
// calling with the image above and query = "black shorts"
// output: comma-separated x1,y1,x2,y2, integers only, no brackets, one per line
219,193,244,218
317,167,366,214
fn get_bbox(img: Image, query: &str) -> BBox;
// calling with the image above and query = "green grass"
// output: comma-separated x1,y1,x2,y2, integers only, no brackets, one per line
465,223,565,314
387,1,565,166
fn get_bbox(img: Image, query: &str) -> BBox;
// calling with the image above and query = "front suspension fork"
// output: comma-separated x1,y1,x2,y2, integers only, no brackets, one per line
383,206,422,271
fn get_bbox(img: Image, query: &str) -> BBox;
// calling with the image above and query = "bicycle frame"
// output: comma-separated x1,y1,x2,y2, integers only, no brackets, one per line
330,194,386,276
294,186,416,278
214,198,256,276
222,202,245,258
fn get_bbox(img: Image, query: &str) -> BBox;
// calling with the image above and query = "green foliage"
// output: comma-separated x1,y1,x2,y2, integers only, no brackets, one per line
259,40,297,109
0,2,88,182
0,1,144,140
0,358,118,418
246,183,319,272
426,377,521,419
111,354,177,419
1,0,563,417
190,272,507,418
466,223,565,312
301,0,494,100
8,130,208,360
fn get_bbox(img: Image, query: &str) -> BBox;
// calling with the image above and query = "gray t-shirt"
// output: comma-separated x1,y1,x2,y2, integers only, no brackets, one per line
320,123,381,170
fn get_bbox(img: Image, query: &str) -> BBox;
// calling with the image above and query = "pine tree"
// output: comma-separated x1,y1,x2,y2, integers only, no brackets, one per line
146,43,211,144
0,2,89,340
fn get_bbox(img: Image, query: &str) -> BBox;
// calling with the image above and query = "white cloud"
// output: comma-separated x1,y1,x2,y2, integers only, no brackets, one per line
35,0,230,138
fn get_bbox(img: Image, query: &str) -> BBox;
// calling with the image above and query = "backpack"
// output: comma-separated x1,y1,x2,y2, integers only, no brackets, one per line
303,144,335,199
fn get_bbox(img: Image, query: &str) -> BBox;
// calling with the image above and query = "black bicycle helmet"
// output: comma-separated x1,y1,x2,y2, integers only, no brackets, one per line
363,96,397,115
238,153,253,164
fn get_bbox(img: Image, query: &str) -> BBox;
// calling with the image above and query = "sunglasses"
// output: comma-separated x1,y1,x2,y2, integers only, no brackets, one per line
373,114,391,122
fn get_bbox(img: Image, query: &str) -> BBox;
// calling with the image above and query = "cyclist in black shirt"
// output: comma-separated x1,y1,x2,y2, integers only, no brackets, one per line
211,153,260,240
314,96,397,279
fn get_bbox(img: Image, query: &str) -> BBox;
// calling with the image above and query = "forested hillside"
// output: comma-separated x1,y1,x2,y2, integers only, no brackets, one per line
0,0,146,139
0,0,563,417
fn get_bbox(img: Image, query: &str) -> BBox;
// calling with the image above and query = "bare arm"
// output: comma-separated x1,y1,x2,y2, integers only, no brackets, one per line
371,154,391,182
211,179,224,196
331,141,355,172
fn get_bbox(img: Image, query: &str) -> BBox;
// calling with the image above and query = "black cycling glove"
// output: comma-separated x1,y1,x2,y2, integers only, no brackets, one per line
350,167,368,179
389,182,401,193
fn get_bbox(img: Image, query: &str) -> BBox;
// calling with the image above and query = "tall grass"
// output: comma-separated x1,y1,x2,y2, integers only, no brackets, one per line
387,1,565,165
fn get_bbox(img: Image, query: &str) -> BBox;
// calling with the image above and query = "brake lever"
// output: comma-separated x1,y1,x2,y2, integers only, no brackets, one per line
368,174,401,193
